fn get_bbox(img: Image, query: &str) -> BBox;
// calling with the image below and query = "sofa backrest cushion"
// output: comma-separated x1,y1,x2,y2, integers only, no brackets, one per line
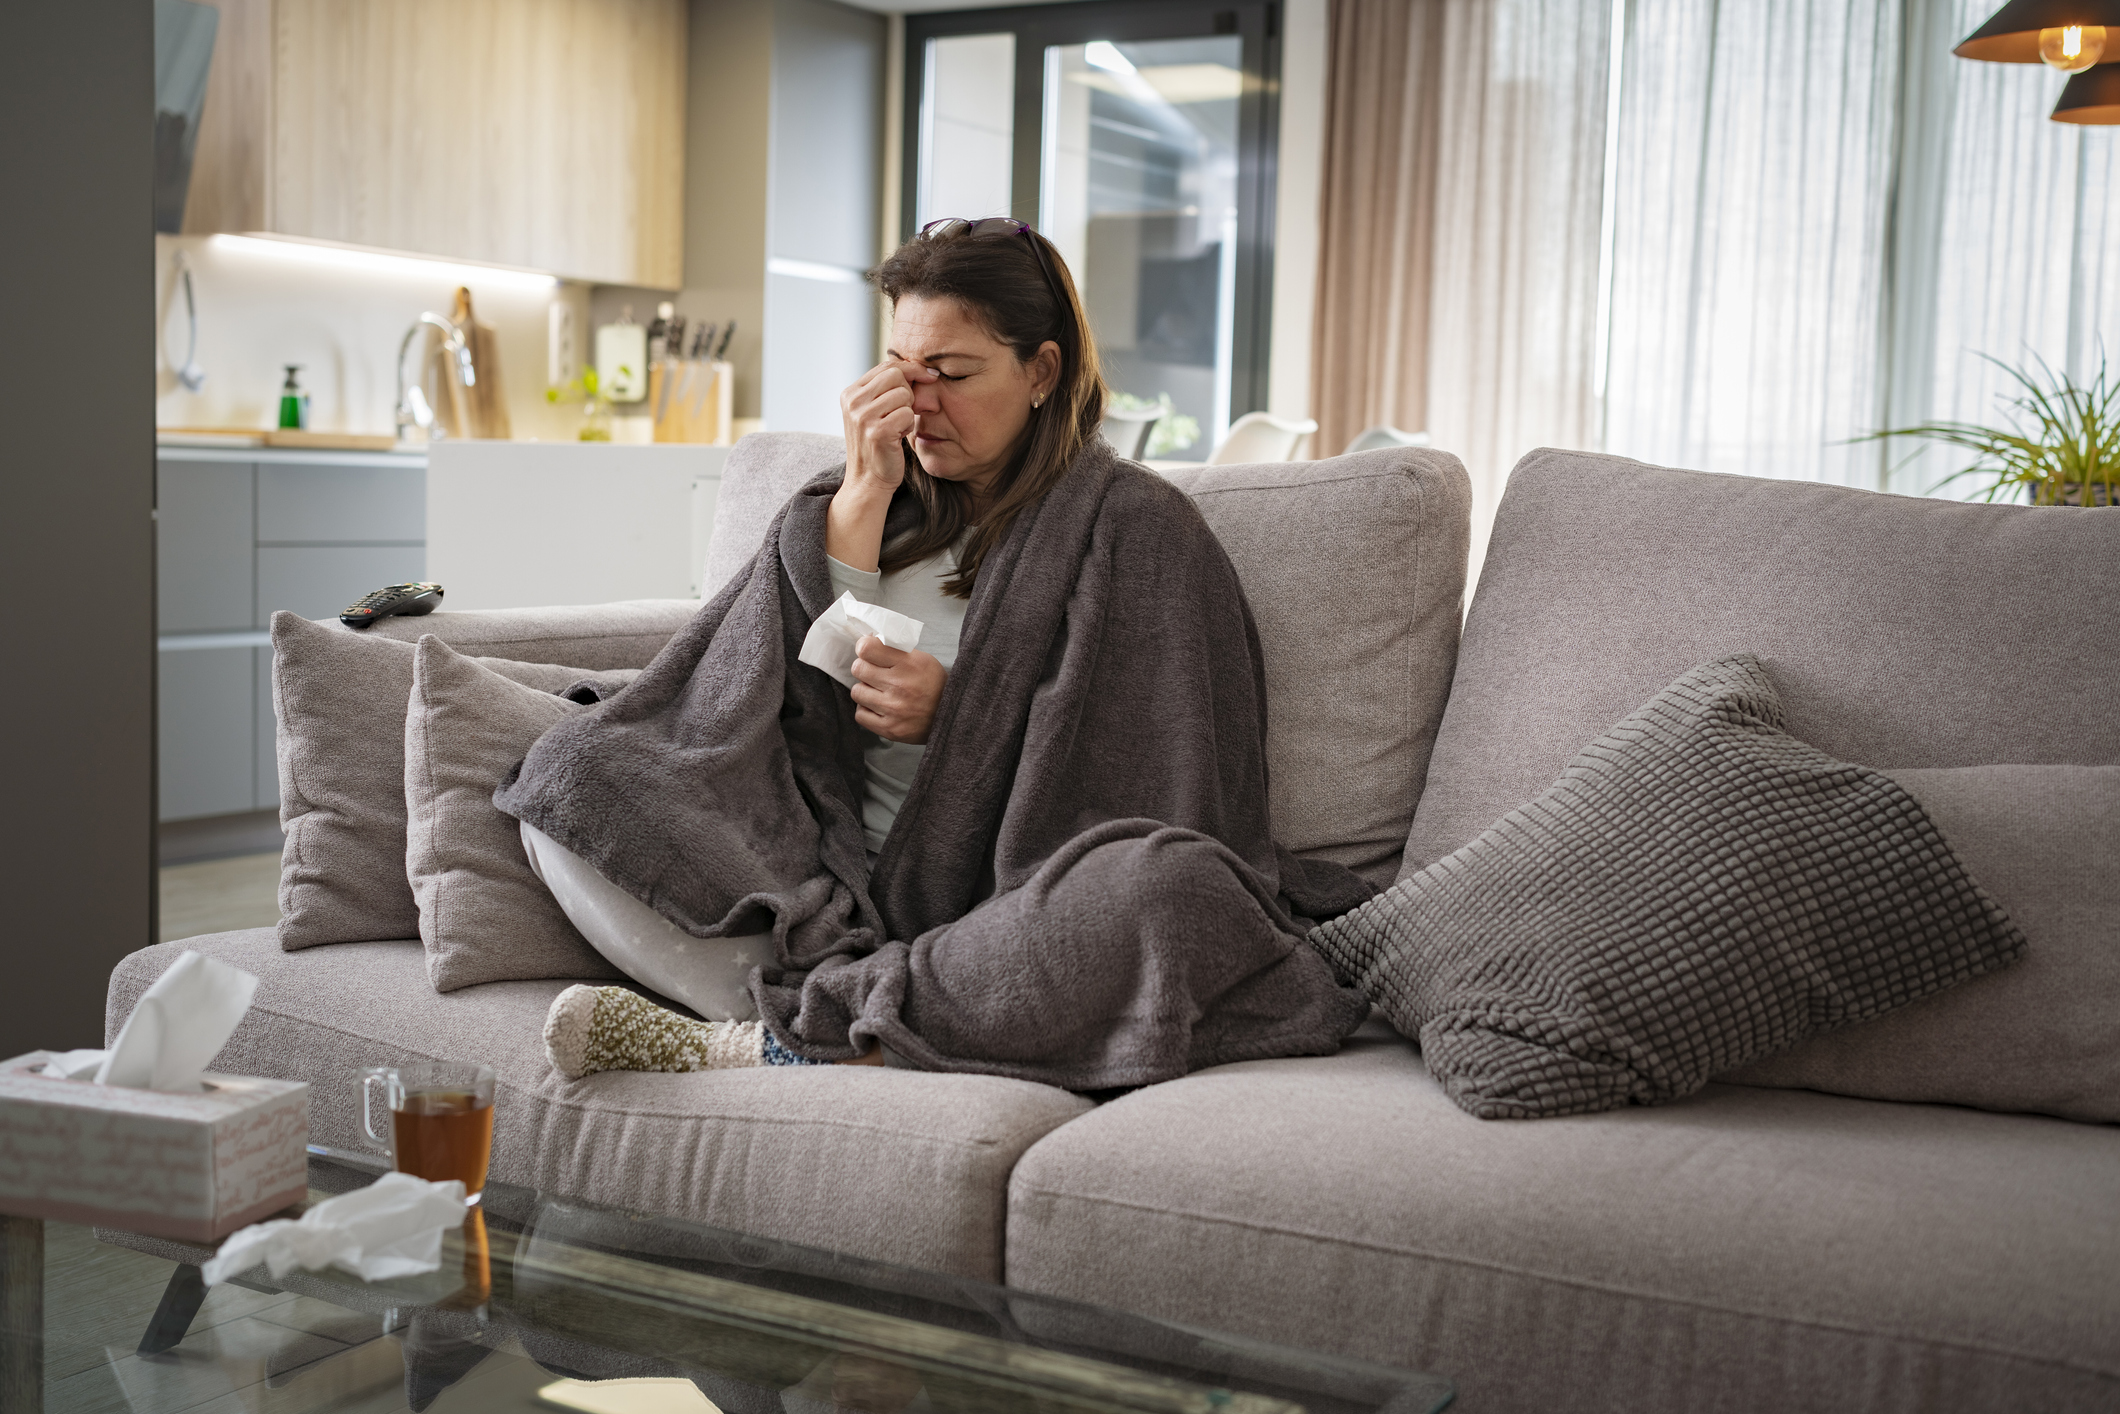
702,431,849,599
706,435,1472,882
1724,763,2120,1123
1163,452,1470,880
350,597,700,669
1405,448,2120,876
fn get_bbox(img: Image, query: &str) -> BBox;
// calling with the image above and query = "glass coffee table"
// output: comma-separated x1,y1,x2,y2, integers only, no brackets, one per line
9,1148,1452,1414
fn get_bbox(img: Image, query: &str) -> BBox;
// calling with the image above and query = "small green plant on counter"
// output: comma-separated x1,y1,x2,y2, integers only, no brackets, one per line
1857,353,2118,506
1109,390,1201,459
547,367,618,442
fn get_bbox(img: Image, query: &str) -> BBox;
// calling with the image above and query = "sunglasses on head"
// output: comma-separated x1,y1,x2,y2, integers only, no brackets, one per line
919,217,1063,307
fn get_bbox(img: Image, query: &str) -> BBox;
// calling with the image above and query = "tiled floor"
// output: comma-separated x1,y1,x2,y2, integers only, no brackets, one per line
159,853,281,944
42,1221,575,1414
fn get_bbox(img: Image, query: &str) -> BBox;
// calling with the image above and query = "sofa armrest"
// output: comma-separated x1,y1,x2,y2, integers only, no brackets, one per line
340,598,700,671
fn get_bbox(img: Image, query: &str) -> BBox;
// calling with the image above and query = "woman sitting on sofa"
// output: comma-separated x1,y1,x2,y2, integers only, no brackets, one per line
498,219,1373,1089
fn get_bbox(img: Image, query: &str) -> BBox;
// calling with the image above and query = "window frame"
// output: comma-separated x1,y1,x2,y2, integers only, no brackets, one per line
901,0,1283,424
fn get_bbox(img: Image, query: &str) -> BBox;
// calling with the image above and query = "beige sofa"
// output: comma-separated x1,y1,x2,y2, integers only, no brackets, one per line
113,435,2120,1413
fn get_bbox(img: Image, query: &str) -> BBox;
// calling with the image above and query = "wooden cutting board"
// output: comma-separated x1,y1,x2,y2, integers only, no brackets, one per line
158,427,402,451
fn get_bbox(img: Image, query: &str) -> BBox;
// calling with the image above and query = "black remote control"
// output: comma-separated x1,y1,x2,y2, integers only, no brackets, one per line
340,582,444,628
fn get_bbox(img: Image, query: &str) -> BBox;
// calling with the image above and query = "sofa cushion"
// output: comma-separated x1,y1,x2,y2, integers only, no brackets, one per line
406,638,634,993
1725,764,2120,1122
1407,451,2120,874
1311,655,2026,1118
1005,1024,2120,1414
700,432,848,599
109,932,1093,1280
273,612,671,950
1163,450,1470,880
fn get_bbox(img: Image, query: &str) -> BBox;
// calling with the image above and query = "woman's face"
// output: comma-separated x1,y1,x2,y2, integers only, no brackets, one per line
889,293,1060,501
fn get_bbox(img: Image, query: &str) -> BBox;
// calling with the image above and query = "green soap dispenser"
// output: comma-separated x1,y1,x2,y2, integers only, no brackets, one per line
277,364,310,430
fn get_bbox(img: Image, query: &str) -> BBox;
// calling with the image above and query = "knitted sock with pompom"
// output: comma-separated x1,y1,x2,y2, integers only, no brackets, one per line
543,985,824,1079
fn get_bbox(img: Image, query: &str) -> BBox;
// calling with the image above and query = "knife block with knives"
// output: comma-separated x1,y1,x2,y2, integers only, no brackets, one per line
648,316,736,444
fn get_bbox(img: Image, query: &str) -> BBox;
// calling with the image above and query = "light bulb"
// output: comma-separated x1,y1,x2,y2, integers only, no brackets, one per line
2039,25,2107,73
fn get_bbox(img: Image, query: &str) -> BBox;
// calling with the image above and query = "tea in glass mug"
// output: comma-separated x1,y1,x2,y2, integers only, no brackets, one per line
359,1060,496,1198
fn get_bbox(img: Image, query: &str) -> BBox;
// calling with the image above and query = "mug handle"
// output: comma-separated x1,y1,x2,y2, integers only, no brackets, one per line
359,1068,396,1152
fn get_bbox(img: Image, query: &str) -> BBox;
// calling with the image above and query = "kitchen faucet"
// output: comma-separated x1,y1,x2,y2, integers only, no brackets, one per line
395,311,476,443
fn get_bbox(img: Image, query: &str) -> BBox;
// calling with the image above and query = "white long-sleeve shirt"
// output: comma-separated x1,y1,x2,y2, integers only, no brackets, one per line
826,547,970,853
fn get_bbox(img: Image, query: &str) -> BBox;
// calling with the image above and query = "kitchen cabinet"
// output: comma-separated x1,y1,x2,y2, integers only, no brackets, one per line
160,645,257,821
158,447,426,822
184,0,686,288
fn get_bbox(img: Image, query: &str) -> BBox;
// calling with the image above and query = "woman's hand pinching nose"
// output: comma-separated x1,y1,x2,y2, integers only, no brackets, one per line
847,635,948,745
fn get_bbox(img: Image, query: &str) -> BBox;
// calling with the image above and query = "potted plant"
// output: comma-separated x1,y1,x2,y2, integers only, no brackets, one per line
546,367,615,442
1862,354,2116,506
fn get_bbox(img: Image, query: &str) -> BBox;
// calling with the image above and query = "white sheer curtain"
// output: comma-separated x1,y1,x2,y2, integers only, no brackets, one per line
1310,0,2120,537
1597,0,1901,487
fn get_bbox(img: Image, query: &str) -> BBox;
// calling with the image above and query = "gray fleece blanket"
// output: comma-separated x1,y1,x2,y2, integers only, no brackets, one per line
495,440,1370,1089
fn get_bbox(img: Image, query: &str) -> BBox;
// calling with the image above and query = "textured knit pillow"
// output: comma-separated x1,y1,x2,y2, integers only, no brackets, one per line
1307,655,2027,1120
273,611,638,949
406,637,632,993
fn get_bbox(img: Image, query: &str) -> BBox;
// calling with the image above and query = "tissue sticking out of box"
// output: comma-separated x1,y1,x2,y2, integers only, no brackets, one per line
47,950,260,1092
797,591,923,689
202,1171,471,1286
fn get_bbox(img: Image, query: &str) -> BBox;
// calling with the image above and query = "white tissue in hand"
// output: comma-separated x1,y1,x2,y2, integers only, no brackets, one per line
201,1171,470,1286
96,950,259,1092
798,590,923,688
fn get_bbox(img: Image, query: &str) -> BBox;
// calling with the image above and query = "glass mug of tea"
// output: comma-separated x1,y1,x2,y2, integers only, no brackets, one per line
359,1061,496,1201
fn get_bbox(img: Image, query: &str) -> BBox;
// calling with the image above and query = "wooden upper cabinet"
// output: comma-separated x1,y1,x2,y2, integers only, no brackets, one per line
186,0,686,288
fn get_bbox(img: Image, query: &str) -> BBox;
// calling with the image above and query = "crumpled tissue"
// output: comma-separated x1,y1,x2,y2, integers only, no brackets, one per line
40,950,259,1091
201,1170,470,1286
798,591,923,688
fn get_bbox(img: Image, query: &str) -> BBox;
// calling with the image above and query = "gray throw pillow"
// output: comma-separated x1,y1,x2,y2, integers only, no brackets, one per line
406,638,629,992
1307,655,2027,1120
272,611,637,949
1722,764,2119,1122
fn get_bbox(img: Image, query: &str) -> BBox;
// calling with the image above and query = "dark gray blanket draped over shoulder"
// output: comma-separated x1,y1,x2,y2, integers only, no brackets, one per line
494,439,1370,1089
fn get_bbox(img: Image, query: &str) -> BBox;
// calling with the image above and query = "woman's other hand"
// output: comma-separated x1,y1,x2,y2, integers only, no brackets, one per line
830,359,940,571
848,636,947,744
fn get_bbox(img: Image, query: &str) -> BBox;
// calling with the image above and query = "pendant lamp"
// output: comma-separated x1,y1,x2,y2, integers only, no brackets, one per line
1957,0,2120,122
2053,60,2120,120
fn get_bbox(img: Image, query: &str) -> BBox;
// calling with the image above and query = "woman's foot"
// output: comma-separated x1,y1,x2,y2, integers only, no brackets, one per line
543,985,827,1079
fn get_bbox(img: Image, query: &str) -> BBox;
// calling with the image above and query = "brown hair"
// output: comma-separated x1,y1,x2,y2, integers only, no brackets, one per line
870,225,1104,597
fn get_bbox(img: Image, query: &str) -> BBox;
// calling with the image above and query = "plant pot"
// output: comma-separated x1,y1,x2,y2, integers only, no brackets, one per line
2026,482,2115,506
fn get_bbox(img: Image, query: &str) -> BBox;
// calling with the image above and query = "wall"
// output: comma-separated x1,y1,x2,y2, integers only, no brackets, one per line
765,0,887,435
155,234,590,440
620,0,884,434
1267,0,1327,428
1,0,155,1050
598,0,779,422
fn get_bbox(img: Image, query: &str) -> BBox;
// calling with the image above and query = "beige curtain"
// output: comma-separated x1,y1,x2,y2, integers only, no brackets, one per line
1310,0,1612,559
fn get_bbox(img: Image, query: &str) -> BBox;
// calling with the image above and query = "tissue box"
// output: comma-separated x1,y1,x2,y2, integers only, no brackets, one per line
0,1053,308,1241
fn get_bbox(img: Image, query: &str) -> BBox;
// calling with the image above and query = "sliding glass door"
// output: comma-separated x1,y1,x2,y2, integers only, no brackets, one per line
905,1,1281,459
